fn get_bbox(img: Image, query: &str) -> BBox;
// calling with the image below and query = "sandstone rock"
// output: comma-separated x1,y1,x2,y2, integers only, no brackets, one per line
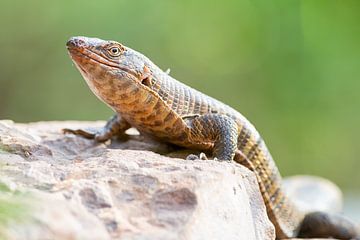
0,121,275,240
283,176,343,214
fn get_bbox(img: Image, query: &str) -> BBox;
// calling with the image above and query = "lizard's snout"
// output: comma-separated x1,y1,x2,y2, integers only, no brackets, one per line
67,36,86,49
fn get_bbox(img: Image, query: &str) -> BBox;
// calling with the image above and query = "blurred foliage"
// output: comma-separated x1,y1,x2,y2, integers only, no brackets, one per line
0,182,28,239
0,0,359,189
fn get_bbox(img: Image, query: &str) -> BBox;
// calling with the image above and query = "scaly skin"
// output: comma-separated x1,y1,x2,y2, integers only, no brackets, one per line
64,36,359,239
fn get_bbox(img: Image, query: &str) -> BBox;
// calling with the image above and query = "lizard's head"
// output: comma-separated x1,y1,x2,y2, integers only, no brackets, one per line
67,36,155,109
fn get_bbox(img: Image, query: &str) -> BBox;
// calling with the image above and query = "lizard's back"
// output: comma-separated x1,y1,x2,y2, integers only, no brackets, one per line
66,36,359,239
148,70,305,237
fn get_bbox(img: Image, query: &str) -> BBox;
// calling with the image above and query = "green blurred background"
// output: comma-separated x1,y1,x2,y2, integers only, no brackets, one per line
0,0,359,192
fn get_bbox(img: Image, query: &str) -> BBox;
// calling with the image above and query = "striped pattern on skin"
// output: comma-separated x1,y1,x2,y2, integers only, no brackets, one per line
65,36,359,239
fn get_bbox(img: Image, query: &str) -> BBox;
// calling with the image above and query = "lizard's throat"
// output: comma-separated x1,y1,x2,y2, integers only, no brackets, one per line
75,63,112,106
73,59,145,114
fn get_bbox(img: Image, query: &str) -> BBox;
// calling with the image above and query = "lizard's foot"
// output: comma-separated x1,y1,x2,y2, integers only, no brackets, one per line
62,128,112,142
186,152,208,161
63,115,130,143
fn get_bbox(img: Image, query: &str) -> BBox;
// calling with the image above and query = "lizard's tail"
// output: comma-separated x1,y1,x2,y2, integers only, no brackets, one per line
234,148,305,238
234,121,359,239
283,176,360,239
298,211,359,239
236,148,360,239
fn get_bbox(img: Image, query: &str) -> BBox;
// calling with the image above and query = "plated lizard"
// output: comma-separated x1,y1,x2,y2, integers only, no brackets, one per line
64,36,359,239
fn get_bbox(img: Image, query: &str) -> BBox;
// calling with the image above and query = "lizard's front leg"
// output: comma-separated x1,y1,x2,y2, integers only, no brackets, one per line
187,114,239,160
63,114,131,142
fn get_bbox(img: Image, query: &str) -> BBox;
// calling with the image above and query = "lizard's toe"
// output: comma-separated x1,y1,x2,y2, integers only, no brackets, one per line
186,154,199,161
199,152,208,160
62,128,96,139
186,152,209,161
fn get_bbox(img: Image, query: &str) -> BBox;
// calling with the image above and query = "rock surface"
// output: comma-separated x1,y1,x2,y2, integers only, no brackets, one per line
0,121,276,240
283,175,343,214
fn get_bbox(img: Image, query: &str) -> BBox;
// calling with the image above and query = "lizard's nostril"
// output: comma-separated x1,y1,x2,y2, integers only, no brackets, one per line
66,37,85,49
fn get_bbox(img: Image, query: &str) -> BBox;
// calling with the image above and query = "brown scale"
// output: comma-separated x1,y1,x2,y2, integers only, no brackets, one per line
240,140,304,237
72,39,305,237
65,36,359,240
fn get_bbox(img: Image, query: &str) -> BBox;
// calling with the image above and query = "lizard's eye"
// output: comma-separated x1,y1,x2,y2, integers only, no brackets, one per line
108,46,122,57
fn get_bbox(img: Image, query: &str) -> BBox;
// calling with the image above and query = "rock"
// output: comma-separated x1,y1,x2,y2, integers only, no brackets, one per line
0,121,275,240
5,190,110,240
283,176,343,214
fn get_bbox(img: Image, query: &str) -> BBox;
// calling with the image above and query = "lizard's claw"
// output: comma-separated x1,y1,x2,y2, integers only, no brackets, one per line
186,152,209,161
199,152,208,160
186,154,198,161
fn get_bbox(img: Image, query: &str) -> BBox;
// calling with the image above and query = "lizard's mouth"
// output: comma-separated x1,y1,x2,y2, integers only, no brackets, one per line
67,42,139,79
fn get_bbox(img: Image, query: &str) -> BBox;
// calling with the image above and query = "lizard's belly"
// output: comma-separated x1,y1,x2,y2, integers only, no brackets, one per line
120,107,212,150
109,85,213,150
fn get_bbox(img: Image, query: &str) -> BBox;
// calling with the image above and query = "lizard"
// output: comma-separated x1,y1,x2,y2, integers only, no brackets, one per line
64,36,359,239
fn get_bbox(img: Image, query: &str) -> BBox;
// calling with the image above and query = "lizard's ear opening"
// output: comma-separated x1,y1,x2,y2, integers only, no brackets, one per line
141,76,152,87
141,65,153,87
